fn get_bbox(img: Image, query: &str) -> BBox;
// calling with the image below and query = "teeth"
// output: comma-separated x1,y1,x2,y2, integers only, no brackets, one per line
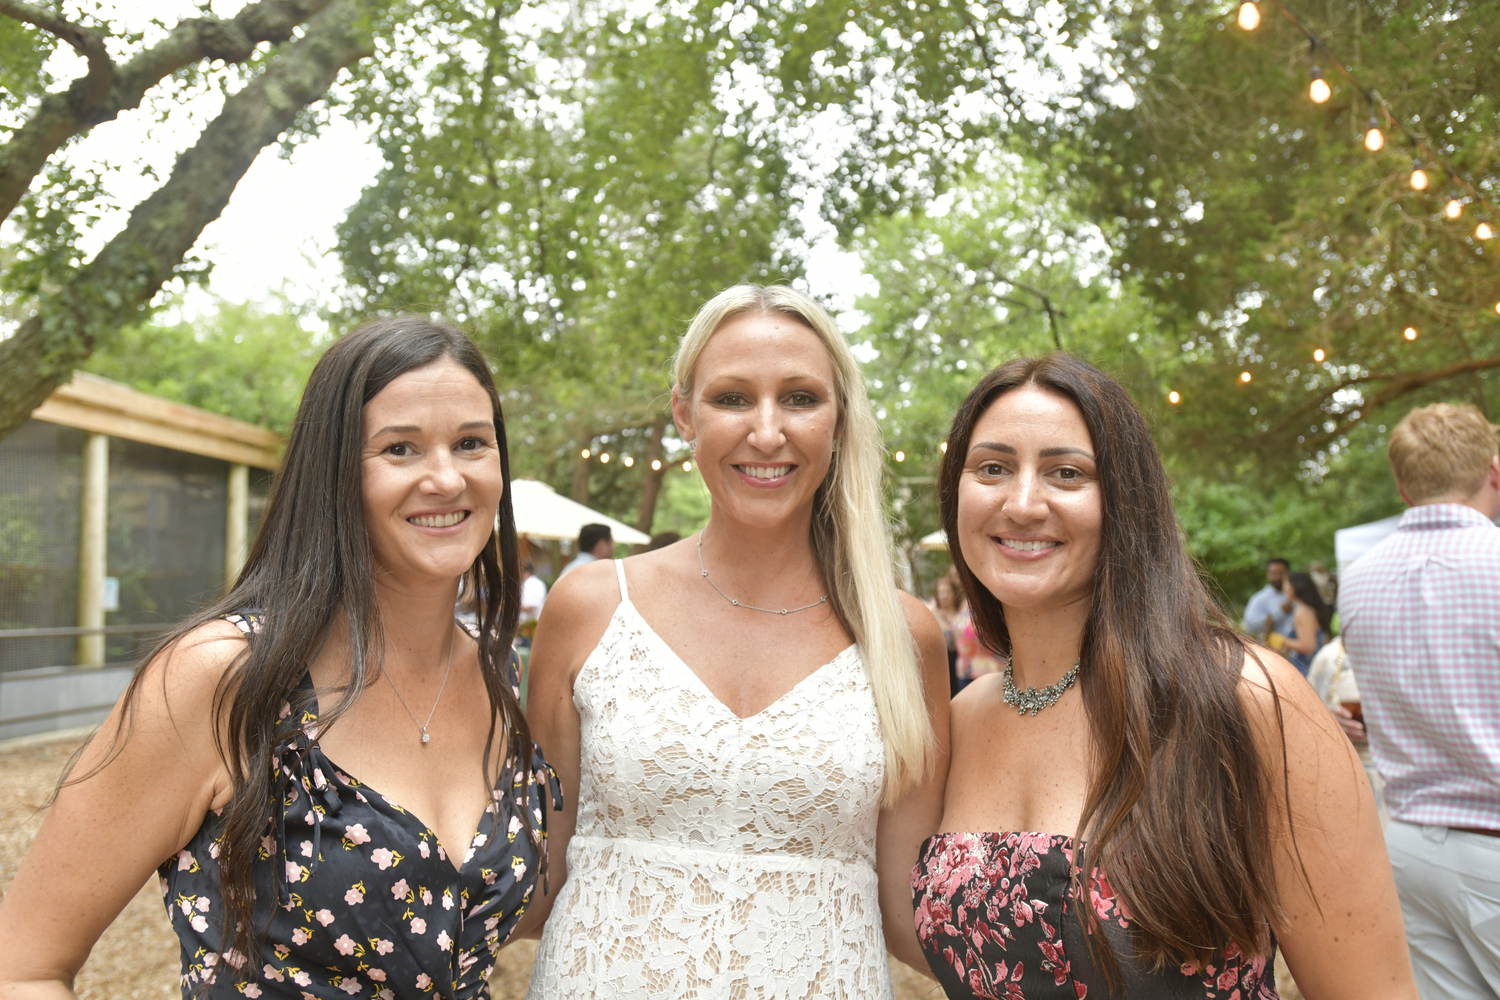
409,511,467,528
1000,539,1060,552
741,465,791,480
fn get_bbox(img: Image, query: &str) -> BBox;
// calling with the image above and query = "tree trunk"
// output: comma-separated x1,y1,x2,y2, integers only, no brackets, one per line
635,419,667,534
0,0,373,440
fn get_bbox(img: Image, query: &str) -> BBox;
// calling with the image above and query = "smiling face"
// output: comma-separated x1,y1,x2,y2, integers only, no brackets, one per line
956,385,1103,613
361,358,503,587
671,310,839,531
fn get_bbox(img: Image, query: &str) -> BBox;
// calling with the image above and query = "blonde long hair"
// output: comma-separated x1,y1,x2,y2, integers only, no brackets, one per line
672,284,935,802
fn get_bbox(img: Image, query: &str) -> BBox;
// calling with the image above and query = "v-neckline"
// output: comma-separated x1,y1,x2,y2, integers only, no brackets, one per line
617,599,857,721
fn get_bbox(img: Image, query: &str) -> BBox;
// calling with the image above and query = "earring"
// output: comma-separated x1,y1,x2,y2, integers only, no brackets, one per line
689,440,698,454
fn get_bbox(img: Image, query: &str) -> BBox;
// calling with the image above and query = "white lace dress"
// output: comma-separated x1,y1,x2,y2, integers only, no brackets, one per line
526,560,893,999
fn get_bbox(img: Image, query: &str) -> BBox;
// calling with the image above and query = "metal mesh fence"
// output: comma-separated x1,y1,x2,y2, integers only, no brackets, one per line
0,420,85,672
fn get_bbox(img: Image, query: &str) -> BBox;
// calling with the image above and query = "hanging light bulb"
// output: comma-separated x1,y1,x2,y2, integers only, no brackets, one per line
623,455,634,468
1445,197,1464,219
1313,348,1326,362
1240,371,1253,383
651,459,662,471
1363,117,1385,152
1236,1,1260,29
939,441,948,454
1308,67,1331,104
1478,222,1495,240
682,460,693,472
1410,162,1429,191
1168,391,1181,404
1403,326,1418,341
580,448,590,459
894,450,906,462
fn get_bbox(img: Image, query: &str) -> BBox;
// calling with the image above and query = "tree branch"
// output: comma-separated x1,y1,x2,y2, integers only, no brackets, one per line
0,0,335,224
0,0,374,439
0,0,112,79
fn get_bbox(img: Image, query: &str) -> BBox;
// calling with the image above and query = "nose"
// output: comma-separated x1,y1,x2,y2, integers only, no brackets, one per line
746,397,786,453
1002,467,1048,524
421,448,466,497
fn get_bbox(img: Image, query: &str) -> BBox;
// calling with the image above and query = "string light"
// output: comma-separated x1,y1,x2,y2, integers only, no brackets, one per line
1478,222,1495,240
682,460,693,472
1313,348,1326,362
1403,326,1418,340
1168,391,1181,404
939,441,948,454
1236,1,1260,29
623,455,634,467
1308,67,1330,104
1409,162,1429,191
1446,198,1464,219
1494,302,1500,315
651,459,662,471
600,452,610,463
1363,117,1385,152
894,450,906,462
1240,371,1253,383
580,448,590,459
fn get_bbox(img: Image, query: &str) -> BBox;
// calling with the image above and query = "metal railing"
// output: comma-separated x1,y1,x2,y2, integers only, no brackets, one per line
0,624,166,731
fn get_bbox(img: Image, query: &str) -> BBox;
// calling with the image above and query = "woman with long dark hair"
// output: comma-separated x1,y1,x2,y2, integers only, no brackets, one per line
1281,571,1333,675
911,354,1415,999
0,318,557,999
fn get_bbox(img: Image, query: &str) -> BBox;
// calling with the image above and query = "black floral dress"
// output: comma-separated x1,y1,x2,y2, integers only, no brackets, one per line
158,613,561,999
911,832,1279,1000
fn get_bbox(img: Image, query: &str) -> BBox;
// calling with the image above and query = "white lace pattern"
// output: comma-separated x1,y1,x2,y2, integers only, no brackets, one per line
526,562,893,999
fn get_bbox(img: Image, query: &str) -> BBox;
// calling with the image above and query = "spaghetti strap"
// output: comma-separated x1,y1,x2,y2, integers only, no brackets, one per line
614,558,629,603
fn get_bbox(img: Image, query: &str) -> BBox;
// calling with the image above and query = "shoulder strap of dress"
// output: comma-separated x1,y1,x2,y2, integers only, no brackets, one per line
613,558,629,602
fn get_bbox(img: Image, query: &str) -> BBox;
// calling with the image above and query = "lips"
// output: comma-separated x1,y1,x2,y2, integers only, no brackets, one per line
408,511,469,528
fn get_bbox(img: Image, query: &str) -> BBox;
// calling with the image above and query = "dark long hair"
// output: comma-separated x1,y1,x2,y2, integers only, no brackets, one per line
937,353,1286,975
1288,572,1332,634
96,316,536,972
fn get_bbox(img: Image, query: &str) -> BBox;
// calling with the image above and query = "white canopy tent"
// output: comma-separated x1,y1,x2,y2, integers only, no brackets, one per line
1334,514,1403,576
508,478,651,546
919,528,948,551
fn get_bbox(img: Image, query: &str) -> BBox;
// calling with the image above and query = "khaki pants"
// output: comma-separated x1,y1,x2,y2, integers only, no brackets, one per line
1387,819,1500,1000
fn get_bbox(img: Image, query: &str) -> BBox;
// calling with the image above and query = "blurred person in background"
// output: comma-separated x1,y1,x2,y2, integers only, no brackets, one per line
643,531,682,552
925,570,964,697
519,559,548,645
1308,635,1387,823
1281,570,1333,676
560,523,613,577
1340,401,1500,1000
951,601,1003,692
1243,556,1296,641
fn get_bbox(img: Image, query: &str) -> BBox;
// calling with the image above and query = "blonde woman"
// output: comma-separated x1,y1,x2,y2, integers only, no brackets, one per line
515,285,951,998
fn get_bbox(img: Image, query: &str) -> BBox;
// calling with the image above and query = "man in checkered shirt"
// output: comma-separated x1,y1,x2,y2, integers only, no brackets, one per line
1340,402,1500,1000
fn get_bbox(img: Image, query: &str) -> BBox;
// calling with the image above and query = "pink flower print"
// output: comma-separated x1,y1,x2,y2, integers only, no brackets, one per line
345,887,364,905
263,965,285,982
338,978,362,995
410,917,427,935
302,994,315,1000
204,954,218,968
278,701,291,719
177,850,195,871
442,890,453,911
315,909,335,927
159,875,169,896
511,857,527,879
208,840,220,859
285,862,304,883
190,915,209,933
436,930,452,952
391,879,409,900
508,815,522,836
1217,967,1240,991
179,898,194,916
261,835,276,855
377,990,394,1000
421,888,433,906
222,949,247,969
371,848,395,870
374,939,394,956
304,811,316,826
346,824,370,846
472,832,487,848
301,841,314,858
416,974,433,990
369,969,387,981
244,985,262,998
334,934,356,956
291,927,310,946
196,896,211,913
418,840,430,859
436,845,446,861
292,971,312,987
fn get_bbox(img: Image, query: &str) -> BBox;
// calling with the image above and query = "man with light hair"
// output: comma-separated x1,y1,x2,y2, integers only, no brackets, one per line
1339,401,1500,1000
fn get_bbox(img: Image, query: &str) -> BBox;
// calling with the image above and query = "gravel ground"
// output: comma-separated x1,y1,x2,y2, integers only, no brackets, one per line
1,732,1296,999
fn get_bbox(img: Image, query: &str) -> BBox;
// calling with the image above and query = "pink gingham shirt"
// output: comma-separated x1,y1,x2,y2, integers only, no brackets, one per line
1340,503,1500,829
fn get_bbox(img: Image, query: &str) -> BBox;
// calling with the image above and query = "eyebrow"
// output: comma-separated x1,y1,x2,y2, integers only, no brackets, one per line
370,420,493,437
969,441,1095,461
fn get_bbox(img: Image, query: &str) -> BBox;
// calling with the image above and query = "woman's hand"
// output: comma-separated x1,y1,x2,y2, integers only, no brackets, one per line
0,623,244,1000
875,594,951,976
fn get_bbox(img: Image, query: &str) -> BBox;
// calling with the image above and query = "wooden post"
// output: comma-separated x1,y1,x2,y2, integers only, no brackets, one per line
77,433,108,667
636,420,667,535
226,462,249,587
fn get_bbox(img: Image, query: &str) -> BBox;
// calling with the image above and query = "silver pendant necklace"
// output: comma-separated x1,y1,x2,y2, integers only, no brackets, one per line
383,624,456,743
1001,654,1080,716
697,534,829,616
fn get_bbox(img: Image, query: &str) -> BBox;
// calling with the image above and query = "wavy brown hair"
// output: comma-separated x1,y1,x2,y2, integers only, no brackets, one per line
937,353,1287,975
86,317,539,977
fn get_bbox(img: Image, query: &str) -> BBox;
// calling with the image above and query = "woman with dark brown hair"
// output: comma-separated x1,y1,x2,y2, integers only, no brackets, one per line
911,354,1415,999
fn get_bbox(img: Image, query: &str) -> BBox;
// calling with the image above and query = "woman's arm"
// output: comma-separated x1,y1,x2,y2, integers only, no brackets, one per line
876,593,952,974
509,558,619,939
1283,604,1320,654
0,623,244,1000
1240,648,1417,1000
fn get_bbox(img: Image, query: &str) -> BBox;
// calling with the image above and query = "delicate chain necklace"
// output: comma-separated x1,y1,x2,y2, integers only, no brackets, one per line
1002,654,1080,716
383,625,456,744
697,534,829,616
